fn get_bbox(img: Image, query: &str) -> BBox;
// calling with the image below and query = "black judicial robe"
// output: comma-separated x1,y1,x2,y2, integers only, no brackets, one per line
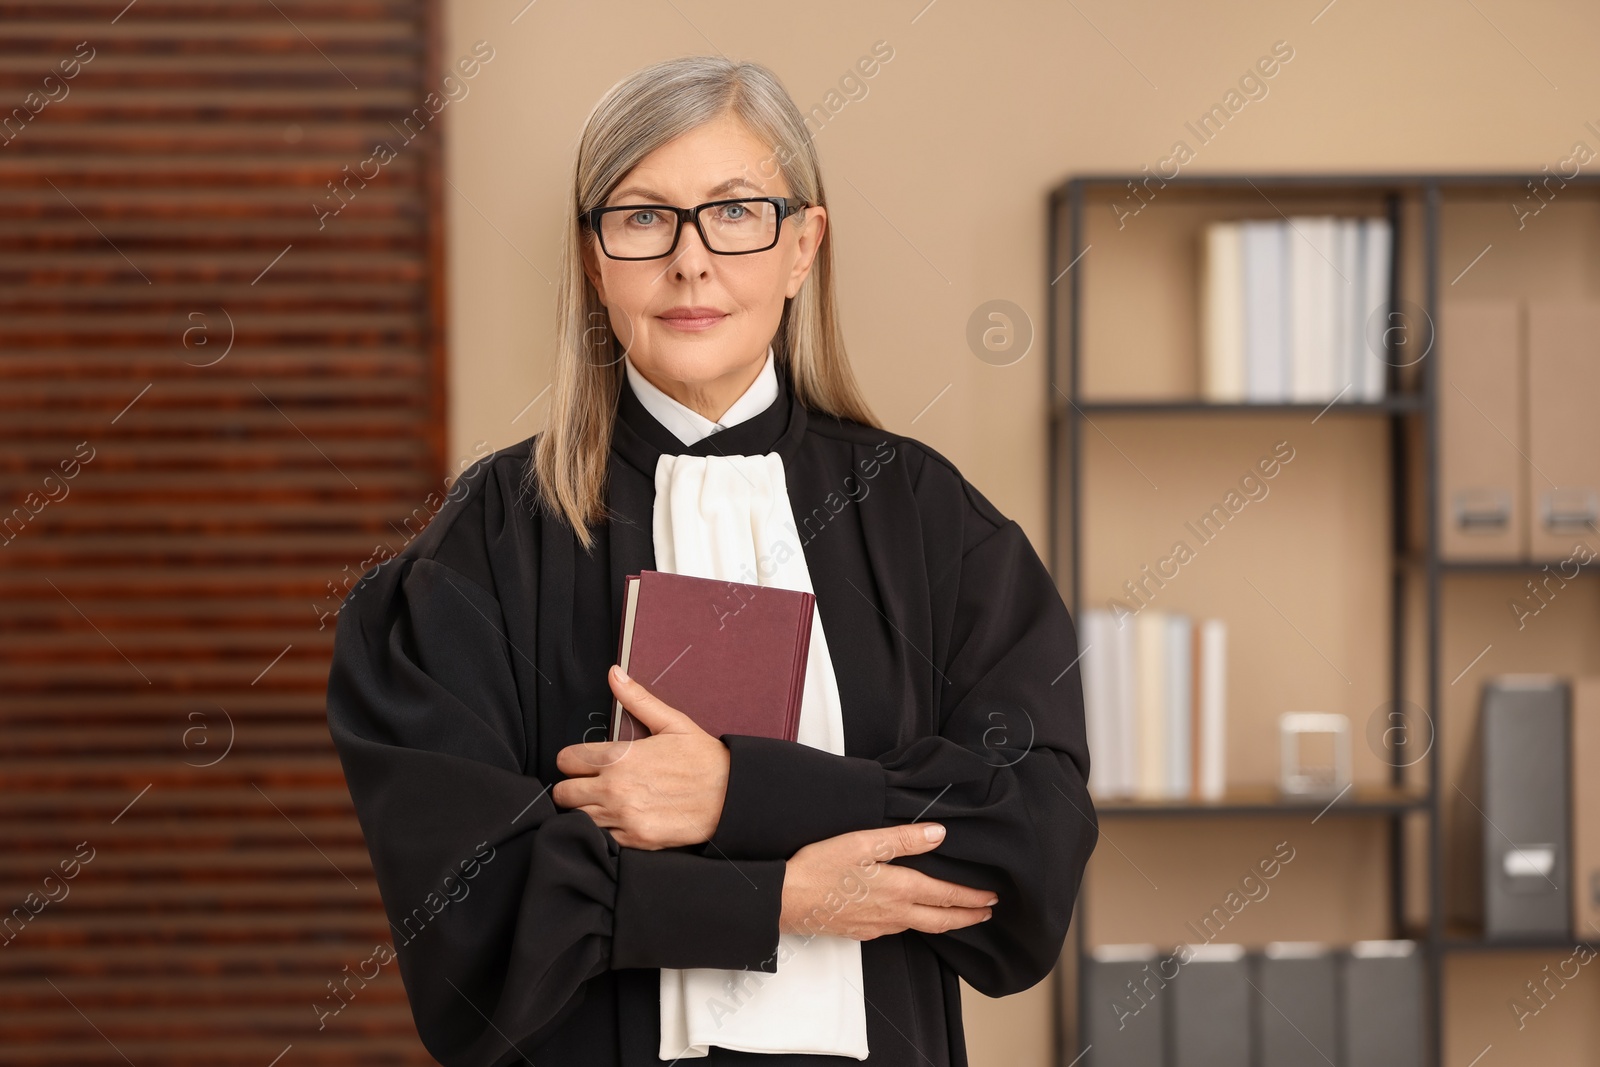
324,366,1099,1066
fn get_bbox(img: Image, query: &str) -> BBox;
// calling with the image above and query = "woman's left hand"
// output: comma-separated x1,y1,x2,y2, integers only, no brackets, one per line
551,664,730,850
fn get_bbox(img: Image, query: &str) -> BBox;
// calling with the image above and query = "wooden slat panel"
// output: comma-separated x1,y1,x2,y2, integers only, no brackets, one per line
0,1,445,1062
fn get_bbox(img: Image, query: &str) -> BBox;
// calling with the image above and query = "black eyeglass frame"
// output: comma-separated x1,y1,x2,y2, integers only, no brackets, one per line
579,196,810,261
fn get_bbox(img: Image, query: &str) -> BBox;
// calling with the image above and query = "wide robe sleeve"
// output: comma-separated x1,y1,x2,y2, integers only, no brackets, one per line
695,447,1099,1000
324,461,787,1067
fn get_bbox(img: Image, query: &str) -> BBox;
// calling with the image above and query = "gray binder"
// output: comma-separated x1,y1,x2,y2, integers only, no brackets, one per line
1482,674,1571,938
1083,945,1164,1067
1171,944,1249,1067
1255,942,1337,1067
1341,941,1425,1067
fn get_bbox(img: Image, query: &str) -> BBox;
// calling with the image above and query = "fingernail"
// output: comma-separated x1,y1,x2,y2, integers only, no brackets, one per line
923,824,945,842
613,664,629,683
981,911,992,922
985,895,998,906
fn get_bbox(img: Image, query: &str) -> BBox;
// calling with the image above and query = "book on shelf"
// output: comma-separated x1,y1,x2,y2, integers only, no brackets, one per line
1134,610,1165,799
1081,608,1227,801
1201,220,1245,400
1197,617,1227,799
610,569,812,744
1200,216,1391,404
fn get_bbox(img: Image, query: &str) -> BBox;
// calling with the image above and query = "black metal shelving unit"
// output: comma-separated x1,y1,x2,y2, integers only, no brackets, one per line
1046,172,1600,1067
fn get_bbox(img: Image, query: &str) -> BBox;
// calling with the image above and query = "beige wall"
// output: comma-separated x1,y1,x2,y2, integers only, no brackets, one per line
439,2,1600,1063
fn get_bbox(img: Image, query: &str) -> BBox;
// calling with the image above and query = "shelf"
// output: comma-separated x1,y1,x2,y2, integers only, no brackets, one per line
1078,932,1600,957
1437,924,1594,954
1092,784,1429,818
1389,554,1599,574
1049,172,1600,1067
1436,557,1598,574
1057,395,1426,417
1085,930,1596,954
1052,171,1600,197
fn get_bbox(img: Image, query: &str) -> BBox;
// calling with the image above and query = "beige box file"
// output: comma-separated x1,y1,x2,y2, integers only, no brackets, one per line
1573,676,1600,938
1526,300,1600,560
1439,299,1526,560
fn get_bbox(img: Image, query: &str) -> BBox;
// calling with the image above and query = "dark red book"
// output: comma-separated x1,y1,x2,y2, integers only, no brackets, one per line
610,569,813,744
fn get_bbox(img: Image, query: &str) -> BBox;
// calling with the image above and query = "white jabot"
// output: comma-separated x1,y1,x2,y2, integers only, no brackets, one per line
623,345,777,447
648,445,869,1058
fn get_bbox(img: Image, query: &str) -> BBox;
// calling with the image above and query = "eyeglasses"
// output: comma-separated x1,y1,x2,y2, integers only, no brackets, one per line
580,196,809,261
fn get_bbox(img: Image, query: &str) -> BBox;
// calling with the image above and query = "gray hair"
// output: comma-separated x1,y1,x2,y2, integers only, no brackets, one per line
529,55,880,552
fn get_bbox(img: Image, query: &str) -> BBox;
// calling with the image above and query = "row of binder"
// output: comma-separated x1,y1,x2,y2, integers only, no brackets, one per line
1439,298,1600,562
1080,610,1226,801
1084,940,1424,1067
1199,216,1392,403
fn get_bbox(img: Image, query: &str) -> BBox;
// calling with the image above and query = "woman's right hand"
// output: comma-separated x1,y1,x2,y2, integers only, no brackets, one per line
779,822,998,941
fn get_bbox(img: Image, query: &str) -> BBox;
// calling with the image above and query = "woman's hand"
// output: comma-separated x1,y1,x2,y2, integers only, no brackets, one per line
780,822,998,940
551,664,730,851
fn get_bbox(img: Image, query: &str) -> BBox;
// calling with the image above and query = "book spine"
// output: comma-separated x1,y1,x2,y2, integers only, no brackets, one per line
1362,218,1392,400
1345,218,1367,400
787,594,814,743
1081,609,1118,798
1243,220,1289,402
1201,222,1245,402
1333,217,1358,399
1165,613,1192,799
1288,215,1315,402
1115,613,1138,797
613,574,642,742
612,586,628,742
1198,619,1228,800
1135,610,1167,800
1190,616,1203,800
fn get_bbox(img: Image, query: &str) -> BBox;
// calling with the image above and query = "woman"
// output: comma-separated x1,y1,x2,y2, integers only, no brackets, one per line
326,55,1096,1067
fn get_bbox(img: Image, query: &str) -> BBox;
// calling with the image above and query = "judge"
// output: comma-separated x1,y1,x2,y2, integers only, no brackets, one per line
325,55,1097,1067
